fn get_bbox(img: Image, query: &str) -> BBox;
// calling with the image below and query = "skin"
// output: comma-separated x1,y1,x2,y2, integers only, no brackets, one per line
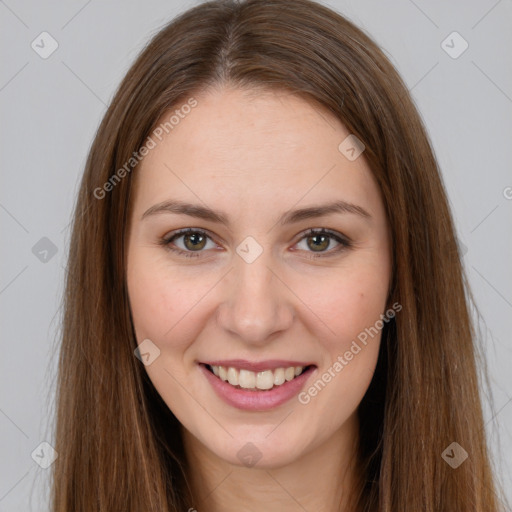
126,86,392,512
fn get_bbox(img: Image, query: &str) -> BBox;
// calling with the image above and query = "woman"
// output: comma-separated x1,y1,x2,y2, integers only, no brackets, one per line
51,0,506,510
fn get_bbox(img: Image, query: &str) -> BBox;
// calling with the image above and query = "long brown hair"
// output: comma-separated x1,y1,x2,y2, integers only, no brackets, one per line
50,0,506,510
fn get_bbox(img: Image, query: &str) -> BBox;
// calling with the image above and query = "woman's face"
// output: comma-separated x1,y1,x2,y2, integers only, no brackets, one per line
126,86,392,468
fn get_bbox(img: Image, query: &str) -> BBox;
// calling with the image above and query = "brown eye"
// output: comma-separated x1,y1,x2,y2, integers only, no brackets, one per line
306,233,330,252
161,228,216,257
295,228,351,258
183,232,207,251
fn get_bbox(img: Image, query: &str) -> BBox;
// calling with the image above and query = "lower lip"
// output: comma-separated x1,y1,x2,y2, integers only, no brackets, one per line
199,363,317,411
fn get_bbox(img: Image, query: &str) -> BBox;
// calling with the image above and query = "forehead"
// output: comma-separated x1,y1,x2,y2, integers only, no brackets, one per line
133,87,382,217
148,87,345,166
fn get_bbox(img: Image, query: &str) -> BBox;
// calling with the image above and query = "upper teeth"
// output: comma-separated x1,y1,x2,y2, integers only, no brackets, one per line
211,365,305,390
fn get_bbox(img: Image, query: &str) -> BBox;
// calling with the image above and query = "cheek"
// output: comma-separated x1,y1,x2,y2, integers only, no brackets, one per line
127,252,195,347
128,270,174,341
296,262,389,352
127,255,204,403
291,263,388,427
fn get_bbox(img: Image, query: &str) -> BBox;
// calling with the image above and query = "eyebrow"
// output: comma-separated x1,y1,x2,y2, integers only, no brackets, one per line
141,199,371,225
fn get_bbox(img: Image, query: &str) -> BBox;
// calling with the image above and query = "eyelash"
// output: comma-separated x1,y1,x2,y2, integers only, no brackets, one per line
158,227,352,259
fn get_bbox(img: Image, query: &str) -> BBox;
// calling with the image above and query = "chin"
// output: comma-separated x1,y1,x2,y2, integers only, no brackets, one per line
208,429,310,469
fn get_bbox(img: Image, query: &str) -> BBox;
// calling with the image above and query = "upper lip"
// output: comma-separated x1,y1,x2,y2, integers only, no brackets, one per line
200,359,315,372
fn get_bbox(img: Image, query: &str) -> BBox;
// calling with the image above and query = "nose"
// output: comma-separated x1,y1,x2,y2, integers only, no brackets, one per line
216,250,294,344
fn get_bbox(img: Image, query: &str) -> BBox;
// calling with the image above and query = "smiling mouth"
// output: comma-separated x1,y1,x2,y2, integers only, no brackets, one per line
204,363,314,391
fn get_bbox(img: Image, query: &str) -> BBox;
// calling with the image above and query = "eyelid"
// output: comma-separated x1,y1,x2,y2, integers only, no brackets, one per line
159,227,221,258
160,227,352,258
161,227,222,245
292,228,352,258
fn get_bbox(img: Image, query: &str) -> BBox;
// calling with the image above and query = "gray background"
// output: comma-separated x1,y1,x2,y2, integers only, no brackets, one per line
1,0,511,509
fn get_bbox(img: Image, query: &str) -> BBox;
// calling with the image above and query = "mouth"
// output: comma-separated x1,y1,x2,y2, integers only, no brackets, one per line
204,363,315,391
198,362,318,411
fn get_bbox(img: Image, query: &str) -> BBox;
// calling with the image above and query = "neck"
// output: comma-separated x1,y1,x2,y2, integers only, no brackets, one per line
181,412,362,512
